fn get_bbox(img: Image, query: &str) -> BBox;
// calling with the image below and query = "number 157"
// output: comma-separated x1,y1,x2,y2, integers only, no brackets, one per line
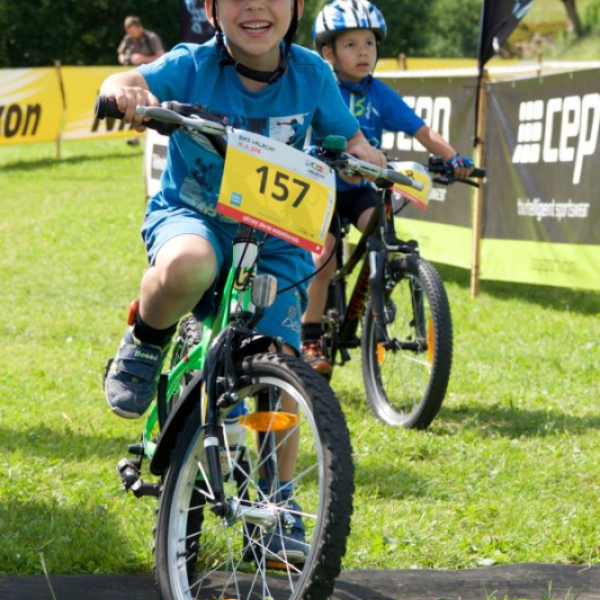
256,166,310,207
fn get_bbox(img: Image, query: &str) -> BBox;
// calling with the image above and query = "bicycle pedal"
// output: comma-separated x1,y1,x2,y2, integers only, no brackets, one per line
116,457,141,492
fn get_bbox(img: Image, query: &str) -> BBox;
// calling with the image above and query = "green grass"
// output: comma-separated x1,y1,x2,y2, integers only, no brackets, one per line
1,139,599,578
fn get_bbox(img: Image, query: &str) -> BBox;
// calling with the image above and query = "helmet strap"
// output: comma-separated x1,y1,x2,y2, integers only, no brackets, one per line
216,33,289,84
211,0,297,86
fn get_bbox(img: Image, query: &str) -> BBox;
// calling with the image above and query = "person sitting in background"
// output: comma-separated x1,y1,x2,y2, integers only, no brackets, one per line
118,16,165,66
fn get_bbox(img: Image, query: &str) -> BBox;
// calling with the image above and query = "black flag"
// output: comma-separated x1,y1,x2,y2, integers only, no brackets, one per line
180,0,215,44
477,0,535,70
474,0,535,145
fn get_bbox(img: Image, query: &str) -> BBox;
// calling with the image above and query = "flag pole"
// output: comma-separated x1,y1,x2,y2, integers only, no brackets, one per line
470,69,488,298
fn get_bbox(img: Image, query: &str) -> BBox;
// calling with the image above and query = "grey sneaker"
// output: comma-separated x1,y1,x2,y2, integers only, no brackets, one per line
264,499,309,567
104,328,171,419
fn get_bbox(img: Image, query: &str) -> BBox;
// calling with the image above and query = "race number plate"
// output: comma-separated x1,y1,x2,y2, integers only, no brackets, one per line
389,161,432,210
217,129,335,254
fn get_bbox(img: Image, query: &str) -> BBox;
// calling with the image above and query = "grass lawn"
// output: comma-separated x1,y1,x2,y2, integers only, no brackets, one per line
0,139,599,578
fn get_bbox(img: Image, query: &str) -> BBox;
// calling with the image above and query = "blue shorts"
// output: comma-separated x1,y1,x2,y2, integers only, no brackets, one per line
141,204,314,352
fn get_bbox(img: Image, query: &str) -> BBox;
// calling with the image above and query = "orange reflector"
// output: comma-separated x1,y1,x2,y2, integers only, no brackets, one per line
427,316,434,364
239,412,298,432
127,298,139,326
376,343,385,365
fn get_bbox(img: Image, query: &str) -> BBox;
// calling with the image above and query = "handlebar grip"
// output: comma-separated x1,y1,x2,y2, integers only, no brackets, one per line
94,94,176,136
471,168,486,179
94,95,125,119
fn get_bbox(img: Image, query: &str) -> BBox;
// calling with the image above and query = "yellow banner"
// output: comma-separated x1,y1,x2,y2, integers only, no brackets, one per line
61,66,138,140
0,68,63,145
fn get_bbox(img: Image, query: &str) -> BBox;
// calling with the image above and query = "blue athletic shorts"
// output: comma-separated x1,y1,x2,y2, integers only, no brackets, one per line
141,204,314,352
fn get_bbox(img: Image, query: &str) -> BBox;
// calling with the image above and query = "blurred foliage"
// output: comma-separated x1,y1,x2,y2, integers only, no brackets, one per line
0,0,484,67
5,0,594,68
0,0,180,67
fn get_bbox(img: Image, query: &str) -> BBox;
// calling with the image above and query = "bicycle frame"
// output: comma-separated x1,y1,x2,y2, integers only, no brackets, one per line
327,185,419,364
141,228,260,461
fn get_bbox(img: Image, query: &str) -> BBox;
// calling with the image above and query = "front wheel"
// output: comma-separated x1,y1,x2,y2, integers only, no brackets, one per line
362,255,452,429
154,353,354,600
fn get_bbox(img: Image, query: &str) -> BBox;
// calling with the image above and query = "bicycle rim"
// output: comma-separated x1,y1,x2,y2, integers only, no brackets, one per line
361,257,452,429
154,353,354,600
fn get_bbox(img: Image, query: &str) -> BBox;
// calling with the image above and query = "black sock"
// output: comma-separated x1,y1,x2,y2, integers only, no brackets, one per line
302,322,323,342
133,313,177,348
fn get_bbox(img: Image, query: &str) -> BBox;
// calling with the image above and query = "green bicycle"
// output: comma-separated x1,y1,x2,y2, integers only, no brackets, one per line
95,96,364,600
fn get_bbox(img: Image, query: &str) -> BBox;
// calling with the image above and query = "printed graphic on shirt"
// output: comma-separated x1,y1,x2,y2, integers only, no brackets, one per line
177,106,309,218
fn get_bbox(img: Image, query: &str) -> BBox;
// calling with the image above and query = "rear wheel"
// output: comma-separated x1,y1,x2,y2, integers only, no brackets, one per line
362,255,452,429
154,353,354,600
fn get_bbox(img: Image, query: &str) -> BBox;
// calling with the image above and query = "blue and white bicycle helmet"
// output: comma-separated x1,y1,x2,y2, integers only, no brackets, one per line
313,0,387,54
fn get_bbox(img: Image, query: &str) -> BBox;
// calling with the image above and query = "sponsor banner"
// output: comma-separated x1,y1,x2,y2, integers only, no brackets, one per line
180,0,215,44
377,75,478,230
61,66,137,140
481,238,600,291
0,68,63,145
349,219,471,269
484,69,599,246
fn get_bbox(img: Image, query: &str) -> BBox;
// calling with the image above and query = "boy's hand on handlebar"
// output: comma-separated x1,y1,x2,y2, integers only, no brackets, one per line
344,135,387,183
112,87,160,131
447,154,474,180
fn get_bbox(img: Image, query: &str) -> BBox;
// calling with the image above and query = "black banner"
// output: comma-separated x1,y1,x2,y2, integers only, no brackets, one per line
180,0,215,44
484,68,599,245
477,0,535,70
379,75,478,229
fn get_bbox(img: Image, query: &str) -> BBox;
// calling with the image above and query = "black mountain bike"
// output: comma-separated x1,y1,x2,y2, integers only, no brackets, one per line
310,152,486,430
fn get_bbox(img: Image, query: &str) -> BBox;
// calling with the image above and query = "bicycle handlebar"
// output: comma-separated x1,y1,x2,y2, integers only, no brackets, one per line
95,95,451,192
334,154,425,191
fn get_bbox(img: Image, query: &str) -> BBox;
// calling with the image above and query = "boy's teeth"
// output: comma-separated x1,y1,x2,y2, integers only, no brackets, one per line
242,22,269,29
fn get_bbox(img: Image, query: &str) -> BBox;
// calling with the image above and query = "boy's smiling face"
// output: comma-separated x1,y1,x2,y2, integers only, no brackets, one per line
323,29,377,83
206,0,303,72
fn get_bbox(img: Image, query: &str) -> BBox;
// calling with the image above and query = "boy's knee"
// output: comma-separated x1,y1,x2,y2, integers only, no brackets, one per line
157,249,216,297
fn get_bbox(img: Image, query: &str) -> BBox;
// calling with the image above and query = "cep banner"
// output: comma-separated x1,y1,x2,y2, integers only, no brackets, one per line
180,0,215,44
0,68,63,145
376,74,478,268
483,68,600,290
61,66,136,140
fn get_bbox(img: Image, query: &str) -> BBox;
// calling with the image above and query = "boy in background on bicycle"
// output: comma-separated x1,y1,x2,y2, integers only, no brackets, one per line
301,0,475,376
101,0,386,565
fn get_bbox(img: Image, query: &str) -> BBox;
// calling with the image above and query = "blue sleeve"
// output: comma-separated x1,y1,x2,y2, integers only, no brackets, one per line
135,44,197,101
379,83,425,136
311,67,359,140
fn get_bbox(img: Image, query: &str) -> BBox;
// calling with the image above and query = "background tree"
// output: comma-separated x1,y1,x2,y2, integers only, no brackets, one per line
0,0,483,68
561,0,584,34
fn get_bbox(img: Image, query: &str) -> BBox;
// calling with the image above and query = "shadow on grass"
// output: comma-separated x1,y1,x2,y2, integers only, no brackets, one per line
437,401,600,438
435,263,600,317
0,150,141,173
0,499,146,575
0,425,138,461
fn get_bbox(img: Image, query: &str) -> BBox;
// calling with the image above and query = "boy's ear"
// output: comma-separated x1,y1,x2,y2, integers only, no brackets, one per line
321,44,334,62
205,0,216,26
296,0,305,21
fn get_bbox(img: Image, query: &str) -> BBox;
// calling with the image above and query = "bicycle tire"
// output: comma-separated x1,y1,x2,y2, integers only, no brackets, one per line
167,316,203,410
361,255,452,429
154,353,354,600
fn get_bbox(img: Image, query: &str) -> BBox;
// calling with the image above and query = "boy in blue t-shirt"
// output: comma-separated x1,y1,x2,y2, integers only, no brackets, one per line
302,0,475,375
101,0,386,564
